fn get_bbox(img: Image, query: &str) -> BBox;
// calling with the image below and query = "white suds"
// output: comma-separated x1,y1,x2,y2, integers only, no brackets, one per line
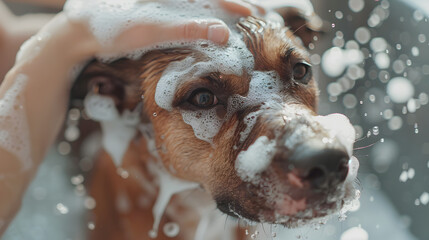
155,56,195,111
147,163,199,239
239,110,262,143
314,114,356,157
84,94,140,166
84,93,119,121
181,108,224,143
235,136,276,181
154,33,255,142
16,32,51,64
0,74,32,171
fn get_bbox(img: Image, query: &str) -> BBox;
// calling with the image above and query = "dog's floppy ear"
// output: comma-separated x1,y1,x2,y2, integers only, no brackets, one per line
71,59,143,113
269,3,324,48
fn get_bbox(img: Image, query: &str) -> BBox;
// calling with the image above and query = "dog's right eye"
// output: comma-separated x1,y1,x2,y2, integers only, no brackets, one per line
293,62,312,84
188,89,218,108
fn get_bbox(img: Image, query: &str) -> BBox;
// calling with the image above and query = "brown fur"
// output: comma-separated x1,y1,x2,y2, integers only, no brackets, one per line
74,15,337,239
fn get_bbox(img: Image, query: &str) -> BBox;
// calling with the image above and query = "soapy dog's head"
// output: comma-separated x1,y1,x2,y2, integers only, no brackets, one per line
73,0,359,227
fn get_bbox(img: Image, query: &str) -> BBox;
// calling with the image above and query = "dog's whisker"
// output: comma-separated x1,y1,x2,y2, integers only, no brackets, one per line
354,135,367,143
292,22,310,36
353,154,369,158
353,141,379,151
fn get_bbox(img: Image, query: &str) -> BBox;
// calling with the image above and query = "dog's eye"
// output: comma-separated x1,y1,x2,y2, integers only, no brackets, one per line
189,89,218,108
293,62,312,84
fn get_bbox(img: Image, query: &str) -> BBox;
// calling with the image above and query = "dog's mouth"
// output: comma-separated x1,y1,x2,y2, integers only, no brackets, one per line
216,157,359,226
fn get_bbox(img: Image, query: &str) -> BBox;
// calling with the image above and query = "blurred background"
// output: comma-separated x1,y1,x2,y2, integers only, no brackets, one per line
2,0,429,239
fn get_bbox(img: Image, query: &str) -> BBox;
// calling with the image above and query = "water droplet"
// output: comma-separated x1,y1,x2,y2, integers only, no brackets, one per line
420,192,429,205
163,222,180,237
335,11,344,19
56,203,69,214
372,126,379,135
71,174,84,185
88,222,95,230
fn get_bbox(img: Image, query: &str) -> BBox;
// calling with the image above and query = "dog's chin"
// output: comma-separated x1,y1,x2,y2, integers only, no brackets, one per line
215,180,356,228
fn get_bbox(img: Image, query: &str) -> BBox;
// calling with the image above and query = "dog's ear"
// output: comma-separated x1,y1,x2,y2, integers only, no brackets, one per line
71,59,143,113
273,6,324,48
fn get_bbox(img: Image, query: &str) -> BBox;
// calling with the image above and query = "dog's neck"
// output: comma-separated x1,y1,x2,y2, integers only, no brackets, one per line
88,130,245,240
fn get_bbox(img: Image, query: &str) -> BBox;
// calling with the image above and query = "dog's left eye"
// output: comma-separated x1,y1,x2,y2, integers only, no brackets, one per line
293,62,312,84
189,89,218,108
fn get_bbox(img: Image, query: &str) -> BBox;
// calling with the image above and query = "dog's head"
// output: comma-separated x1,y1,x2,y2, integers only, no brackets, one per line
74,10,357,227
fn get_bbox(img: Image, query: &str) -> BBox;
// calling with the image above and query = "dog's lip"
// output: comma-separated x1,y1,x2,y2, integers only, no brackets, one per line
274,196,307,216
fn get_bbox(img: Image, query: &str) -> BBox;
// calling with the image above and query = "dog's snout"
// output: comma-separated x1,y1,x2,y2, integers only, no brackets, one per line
287,141,349,189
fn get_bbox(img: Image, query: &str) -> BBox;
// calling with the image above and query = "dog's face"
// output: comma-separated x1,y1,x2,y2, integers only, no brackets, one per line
75,16,357,226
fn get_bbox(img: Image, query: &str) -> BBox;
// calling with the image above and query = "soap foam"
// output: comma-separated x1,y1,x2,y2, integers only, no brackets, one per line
235,136,276,181
155,32,255,142
84,94,140,166
239,110,262,143
314,114,356,157
0,74,32,171
147,162,199,239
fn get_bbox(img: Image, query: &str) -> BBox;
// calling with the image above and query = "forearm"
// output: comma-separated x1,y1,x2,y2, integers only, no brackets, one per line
0,14,53,81
0,14,96,235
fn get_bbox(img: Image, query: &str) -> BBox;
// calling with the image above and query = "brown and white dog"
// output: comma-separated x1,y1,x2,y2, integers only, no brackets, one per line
71,4,358,240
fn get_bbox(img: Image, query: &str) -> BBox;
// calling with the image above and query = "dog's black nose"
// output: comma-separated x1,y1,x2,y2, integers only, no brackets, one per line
288,141,349,189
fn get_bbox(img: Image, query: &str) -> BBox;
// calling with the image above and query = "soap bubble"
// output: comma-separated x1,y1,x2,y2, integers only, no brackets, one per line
374,52,390,69
370,38,388,52
386,77,415,103
388,116,403,131
420,192,429,205
343,94,358,109
163,222,180,237
355,27,371,44
340,226,368,240
56,203,69,214
371,139,398,173
349,0,365,13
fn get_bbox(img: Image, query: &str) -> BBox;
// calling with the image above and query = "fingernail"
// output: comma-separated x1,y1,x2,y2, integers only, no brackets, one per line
208,24,229,44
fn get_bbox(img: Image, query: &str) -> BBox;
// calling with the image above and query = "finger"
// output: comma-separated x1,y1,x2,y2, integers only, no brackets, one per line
176,19,230,44
112,19,230,52
242,0,266,15
219,0,253,16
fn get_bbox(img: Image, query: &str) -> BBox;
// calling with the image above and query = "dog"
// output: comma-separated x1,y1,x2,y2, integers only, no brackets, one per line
71,3,358,240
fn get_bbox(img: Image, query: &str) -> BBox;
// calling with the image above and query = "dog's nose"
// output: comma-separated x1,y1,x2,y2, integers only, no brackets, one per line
288,141,349,189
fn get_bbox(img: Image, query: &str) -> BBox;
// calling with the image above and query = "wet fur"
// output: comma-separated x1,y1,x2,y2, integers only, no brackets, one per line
74,14,322,240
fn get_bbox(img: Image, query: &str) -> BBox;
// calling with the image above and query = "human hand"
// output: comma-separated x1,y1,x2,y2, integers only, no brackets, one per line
59,0,264,57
